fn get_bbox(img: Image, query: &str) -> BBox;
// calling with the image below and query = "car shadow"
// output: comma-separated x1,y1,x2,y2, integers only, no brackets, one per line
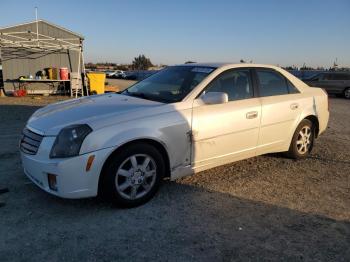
0,105,42,158
1,176,350,261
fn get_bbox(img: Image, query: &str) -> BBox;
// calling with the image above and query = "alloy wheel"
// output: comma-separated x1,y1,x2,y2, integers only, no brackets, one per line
115,154,157,200
344,88,350,99
296,126,312,154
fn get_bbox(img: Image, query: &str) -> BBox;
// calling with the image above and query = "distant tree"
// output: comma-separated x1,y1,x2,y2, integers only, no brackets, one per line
116,65,129,71
284,66,297,70
85,62,97,70
300,63,315,71
240,59,246,63
300,66,315,71
185,61,196,64
132,55,153,70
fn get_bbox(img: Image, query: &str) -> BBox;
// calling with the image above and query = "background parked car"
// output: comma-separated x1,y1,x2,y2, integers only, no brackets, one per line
105,71,116,77
122,71,136,80
107,70,126,79
124,70,158,81
288,70,326,80
303,72,350,99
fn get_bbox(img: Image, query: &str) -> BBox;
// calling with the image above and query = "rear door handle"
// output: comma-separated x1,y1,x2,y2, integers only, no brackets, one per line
290,103,299,110
246,111,258,119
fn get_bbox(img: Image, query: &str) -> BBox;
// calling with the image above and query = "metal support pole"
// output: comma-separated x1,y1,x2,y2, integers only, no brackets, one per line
80,44,88,96
35,7,39,47
76,47,81,98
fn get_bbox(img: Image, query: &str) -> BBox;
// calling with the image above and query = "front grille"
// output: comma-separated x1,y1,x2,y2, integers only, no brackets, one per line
20,128,44,155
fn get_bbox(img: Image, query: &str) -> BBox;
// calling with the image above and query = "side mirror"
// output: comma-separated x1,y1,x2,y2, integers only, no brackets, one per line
200,92,228,105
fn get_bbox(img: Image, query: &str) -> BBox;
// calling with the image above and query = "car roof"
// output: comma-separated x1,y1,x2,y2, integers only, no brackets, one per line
323,72,350,74
175,62,287,71
176,62,231,68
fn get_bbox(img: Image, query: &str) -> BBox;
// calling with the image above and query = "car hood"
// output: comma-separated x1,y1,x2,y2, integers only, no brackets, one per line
27,94,164,136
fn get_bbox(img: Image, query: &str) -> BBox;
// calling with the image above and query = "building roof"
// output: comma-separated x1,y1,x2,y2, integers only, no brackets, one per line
0,19,84,39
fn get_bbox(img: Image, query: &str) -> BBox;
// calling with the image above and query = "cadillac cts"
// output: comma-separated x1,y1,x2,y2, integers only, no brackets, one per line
20,63,329,207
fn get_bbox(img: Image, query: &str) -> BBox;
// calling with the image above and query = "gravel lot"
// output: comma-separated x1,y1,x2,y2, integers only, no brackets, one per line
0,94,349,261
106,78,136,90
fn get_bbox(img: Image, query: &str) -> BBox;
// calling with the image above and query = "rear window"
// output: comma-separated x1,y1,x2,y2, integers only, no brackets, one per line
331,74,350,80
311,73,330,81
256,70,289,96
287,80,300,94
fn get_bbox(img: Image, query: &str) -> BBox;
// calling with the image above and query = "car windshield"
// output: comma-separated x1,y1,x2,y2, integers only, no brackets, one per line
121,66,216,103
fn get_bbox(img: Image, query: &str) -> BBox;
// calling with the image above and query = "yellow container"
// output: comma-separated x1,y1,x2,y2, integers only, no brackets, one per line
87,72,106,94
47,68,58,80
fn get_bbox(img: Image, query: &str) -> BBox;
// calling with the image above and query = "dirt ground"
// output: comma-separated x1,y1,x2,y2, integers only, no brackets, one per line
106,78,136,91
0,93,349,261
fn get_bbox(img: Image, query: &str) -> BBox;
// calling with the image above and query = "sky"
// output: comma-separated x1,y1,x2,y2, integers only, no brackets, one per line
1,0,349,67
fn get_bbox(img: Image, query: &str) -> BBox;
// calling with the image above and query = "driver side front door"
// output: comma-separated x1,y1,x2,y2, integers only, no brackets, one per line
190,69,261,171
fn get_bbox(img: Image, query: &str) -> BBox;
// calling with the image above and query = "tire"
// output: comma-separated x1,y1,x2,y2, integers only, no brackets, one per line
100,143,165,207
344,87,350,99
287,119,314,159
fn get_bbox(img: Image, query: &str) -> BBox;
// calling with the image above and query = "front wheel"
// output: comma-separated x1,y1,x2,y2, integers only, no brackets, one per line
287,119,314,159
344,87,350,99
101,143,165,207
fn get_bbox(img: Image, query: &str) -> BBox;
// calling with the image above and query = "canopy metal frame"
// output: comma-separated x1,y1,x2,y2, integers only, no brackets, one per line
0,31,82,51
0,20,87,97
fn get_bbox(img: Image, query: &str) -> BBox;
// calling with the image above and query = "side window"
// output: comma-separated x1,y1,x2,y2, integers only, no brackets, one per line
323,73,332,80
256,70,289,96
287,80,300,94
311,73,323,81
332,74,349,80
312,73,331,81
204,69,253,101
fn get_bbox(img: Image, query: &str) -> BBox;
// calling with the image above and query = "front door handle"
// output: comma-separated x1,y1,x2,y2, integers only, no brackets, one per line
246,111,258,119
290,103,299,110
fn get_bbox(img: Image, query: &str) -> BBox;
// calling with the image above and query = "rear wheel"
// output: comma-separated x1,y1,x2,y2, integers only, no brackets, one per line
101,143,165,207
287,119,314,159
344,87,350,99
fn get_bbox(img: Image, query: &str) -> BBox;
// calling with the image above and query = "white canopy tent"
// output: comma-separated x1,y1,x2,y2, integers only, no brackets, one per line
0,19,87,97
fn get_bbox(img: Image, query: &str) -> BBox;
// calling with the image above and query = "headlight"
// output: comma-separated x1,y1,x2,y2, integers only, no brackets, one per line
50,124,92,158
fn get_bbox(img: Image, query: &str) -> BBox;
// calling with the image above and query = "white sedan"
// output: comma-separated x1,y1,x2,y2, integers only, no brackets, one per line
20,63,329,207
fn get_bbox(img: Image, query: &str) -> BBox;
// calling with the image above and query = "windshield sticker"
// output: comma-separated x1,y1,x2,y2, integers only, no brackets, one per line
191,67,214,73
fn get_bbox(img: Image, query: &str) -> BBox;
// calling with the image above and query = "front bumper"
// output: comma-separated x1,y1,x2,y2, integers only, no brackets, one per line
20,136,114,199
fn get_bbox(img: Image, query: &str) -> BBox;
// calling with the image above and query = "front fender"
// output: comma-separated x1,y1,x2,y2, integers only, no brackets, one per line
101,127,168,153
80,109,192,170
